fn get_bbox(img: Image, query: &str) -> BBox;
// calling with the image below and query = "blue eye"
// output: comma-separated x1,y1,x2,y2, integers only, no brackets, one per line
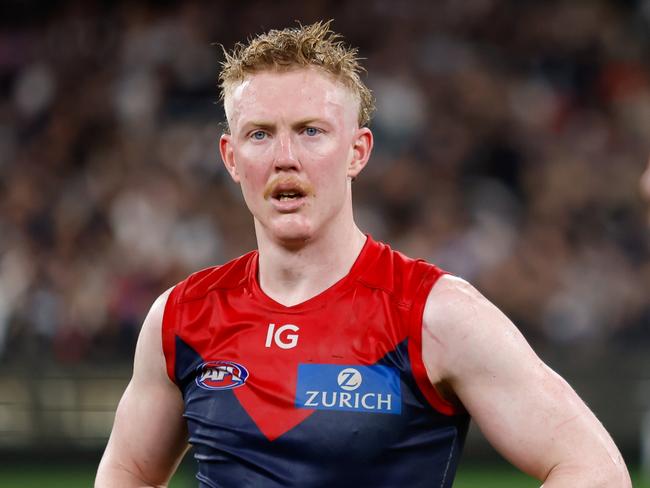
304,127,320,136
251,130,266,140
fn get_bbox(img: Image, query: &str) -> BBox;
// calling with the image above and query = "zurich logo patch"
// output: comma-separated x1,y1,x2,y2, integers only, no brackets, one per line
196,360,249,390
296,364,401,414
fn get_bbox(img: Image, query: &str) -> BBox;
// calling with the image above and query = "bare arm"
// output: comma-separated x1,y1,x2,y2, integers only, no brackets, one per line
95,289,188,487
422,275,630,487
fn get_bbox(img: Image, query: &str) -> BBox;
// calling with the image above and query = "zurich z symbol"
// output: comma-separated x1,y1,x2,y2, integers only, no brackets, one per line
196,361,249,390
338,368,362,391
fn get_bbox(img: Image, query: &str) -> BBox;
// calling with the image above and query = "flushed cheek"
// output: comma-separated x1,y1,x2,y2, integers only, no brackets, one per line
308,173,347,209
239,165,267,187
314,153,351,187
306,135,353,167
235,168,269,212
235,151,272,188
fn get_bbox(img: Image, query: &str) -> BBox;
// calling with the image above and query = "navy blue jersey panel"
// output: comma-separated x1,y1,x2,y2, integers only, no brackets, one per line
173,336,469,487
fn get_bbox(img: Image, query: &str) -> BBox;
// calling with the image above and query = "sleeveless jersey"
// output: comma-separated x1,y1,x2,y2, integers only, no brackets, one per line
162,235,470,488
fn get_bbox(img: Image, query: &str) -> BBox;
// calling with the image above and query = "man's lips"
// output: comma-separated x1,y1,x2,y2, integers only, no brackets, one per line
270,195,307,213
262,176,314,213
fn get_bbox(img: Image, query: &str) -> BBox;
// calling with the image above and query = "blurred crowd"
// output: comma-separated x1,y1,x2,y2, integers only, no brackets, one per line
1,0,649,365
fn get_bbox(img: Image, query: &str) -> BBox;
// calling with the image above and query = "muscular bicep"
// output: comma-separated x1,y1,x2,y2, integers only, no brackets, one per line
96,289,188,487
422,275,627,483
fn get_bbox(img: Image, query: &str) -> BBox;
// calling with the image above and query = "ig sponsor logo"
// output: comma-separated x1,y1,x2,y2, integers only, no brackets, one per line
265,323,300,349
196,360,249,390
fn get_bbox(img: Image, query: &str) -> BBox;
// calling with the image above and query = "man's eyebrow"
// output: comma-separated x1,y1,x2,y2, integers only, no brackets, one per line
239,118,332,133
293,118,321,126
238,121,275,133
291,118,332,128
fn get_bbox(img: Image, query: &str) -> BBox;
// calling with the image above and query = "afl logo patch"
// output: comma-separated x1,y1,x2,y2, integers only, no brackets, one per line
196,361,249,390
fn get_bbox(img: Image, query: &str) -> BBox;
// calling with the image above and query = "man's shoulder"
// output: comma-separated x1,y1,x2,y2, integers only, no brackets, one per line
360,237,447,297
172,250,258,304
422,274,512,360
424,275,488,325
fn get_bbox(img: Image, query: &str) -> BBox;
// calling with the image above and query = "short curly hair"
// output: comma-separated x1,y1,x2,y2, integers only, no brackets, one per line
219,20,374,128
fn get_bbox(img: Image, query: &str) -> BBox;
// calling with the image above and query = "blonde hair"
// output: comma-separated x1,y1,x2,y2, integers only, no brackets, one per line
219,20,374,127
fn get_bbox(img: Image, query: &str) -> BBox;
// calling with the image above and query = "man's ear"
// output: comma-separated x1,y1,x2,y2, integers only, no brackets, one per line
348,127,374,179
219,134,240,183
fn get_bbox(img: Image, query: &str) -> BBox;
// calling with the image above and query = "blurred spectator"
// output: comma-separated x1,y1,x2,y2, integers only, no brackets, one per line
0,0,649,365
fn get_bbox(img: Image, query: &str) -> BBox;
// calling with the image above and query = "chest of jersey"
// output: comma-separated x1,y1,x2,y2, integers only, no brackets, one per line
164,240,469,487
175,284,409,443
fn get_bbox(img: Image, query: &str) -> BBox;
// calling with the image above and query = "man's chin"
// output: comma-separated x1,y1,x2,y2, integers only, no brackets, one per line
276,231,313,248
267,221,315,248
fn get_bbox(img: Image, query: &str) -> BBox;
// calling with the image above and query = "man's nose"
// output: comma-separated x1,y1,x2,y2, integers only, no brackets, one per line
273,133,301,171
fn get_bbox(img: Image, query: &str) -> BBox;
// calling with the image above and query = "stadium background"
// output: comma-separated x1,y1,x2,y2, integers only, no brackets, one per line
1,0,649,485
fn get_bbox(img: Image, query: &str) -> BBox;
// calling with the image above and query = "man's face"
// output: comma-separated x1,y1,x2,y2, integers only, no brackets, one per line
219,67,372,245
642,156,650,225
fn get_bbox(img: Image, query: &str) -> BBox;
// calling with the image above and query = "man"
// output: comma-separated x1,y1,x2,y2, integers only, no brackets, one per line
96,22,631,487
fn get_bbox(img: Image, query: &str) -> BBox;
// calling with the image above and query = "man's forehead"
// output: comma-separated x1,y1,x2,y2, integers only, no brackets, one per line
224,67,360,127
228,66,344,95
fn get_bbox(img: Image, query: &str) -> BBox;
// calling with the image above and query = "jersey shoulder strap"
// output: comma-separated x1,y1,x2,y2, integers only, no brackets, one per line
161,251,256,383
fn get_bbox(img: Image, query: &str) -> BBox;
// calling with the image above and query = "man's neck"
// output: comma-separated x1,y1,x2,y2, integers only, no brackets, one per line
256,223,367,307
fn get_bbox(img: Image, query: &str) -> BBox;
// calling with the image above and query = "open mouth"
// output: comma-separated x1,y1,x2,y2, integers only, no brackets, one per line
273,189,306,201
265,176,312,203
